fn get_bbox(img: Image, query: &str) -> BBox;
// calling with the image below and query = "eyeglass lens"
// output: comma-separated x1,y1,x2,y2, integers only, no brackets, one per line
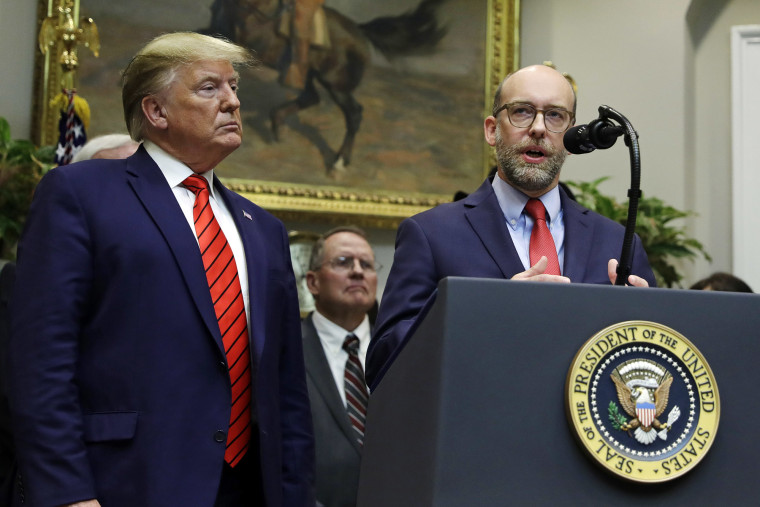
503,103,571,133
330,256,377,272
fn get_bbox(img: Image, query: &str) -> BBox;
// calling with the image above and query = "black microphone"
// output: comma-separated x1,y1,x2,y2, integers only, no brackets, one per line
563,119,625,154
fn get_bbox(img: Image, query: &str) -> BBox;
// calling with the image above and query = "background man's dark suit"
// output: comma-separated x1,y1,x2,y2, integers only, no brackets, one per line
8,147,313,506
366,178,655,387
301,314,362,507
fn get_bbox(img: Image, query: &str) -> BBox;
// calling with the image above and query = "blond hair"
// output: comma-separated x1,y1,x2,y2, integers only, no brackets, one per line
121,32,256,141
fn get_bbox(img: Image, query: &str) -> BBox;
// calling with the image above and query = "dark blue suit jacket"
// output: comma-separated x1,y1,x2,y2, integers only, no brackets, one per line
366,178,655,388
8,147,314,506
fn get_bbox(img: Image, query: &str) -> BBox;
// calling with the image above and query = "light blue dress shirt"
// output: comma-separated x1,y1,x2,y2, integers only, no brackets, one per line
491,175,565,273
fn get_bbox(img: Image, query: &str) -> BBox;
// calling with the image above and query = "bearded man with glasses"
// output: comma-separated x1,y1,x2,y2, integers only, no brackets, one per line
366,64,655,388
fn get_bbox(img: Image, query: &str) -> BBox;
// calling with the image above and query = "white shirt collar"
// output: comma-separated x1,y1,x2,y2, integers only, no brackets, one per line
311,309,371,356
144,140,216,198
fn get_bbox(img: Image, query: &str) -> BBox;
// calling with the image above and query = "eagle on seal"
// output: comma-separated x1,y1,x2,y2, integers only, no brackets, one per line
611,366,680,445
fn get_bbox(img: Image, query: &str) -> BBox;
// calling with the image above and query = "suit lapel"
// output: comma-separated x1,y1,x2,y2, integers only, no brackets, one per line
463,179,523,278
561,189,594,282
303,315,362,454
125,147,225,354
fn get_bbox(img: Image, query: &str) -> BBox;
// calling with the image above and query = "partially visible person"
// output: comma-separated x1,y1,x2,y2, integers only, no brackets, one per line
301,226,377,507
0,262,16,506
8,32,314,506
282,0,325,89
71,133,139,163
690,272,753,293
367,64,655,387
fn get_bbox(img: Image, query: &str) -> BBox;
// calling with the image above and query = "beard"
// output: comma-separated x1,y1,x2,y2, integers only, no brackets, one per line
494,126,567,193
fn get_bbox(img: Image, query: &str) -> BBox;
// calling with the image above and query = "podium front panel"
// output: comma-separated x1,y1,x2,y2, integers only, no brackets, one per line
359,278,760,506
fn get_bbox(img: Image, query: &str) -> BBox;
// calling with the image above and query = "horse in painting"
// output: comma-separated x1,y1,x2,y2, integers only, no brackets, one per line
206,0,447,174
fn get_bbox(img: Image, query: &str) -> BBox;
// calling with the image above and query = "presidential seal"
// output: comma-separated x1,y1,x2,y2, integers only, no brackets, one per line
565,321,719,482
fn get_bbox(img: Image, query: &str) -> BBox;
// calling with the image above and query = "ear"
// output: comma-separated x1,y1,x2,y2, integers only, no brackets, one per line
141,95,169,130
484,116,497,147
305,271,319,297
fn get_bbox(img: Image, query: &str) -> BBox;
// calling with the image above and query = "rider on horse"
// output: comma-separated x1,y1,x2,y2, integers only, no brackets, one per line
282,0,326,89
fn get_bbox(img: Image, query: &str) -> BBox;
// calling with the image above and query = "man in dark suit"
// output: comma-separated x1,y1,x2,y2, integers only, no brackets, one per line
8,33,314,506
367,64,655,387
301,227,377,507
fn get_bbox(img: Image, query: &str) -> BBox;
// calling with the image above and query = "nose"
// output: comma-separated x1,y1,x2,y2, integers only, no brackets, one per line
348,258,368,276
221,84,240,112
528,110,547,138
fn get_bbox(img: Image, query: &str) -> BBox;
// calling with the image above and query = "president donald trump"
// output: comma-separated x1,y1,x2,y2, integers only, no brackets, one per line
8,33,314,506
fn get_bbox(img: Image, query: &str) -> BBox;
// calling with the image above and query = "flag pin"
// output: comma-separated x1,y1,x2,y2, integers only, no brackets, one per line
242,210,252,221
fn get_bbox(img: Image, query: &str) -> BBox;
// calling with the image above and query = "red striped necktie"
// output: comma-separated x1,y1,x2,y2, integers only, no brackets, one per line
524,198,561,275
342,334,368,446
183,174,251,467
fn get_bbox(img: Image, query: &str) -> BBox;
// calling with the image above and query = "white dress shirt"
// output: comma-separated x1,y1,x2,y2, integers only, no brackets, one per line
311,309,371,407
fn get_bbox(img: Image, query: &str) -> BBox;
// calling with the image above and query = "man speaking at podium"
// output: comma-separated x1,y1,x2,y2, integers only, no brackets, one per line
367,65,655,388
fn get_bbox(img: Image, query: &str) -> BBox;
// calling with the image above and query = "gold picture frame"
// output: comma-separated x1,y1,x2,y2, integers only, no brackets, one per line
32,0,520,229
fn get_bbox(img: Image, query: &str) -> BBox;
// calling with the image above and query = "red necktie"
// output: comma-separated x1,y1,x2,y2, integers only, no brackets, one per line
183,174,251,467
524,198,561,275
343,334,368,446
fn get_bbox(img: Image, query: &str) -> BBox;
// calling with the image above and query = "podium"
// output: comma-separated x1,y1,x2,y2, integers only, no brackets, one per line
358,277,760,505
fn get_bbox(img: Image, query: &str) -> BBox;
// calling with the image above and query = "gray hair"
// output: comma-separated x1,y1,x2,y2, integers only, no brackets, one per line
71,134,136,163
308,226,370,271
121,32,256,141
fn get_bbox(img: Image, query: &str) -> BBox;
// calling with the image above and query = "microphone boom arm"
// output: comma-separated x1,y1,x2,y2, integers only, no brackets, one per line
595,105,641,286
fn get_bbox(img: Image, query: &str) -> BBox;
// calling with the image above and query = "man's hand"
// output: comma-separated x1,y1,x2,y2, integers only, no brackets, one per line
608,259,649,287
65,500,101,507
511,256,571,283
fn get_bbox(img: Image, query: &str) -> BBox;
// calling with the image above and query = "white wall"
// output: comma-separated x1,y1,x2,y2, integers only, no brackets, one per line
0,0,38,138
731,25,760,292
524,0,691,204
689,0,760,286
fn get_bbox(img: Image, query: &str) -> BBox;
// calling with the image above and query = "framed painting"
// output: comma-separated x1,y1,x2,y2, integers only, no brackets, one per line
33,0,519,228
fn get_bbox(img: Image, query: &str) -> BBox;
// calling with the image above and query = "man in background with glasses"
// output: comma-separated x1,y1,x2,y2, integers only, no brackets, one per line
302,226,378,506
366,64,655,388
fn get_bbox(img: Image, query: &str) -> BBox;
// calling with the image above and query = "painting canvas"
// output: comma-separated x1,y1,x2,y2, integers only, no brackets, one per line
36,0,518,225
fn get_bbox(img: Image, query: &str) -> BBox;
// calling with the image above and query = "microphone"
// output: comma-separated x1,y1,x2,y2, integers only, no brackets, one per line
563,119,625,154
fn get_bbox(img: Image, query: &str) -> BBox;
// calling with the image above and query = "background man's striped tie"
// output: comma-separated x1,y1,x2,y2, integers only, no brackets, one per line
343,334,369,446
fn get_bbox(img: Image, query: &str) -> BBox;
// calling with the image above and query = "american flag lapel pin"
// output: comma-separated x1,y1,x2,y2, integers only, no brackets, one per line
242,210,252,221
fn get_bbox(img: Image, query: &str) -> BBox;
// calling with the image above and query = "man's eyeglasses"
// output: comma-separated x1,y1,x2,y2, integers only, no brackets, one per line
493,102,574,133
319,256,382,273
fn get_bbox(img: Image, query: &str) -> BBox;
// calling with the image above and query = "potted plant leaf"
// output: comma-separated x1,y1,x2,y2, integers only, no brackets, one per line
0,117,56,260
566,177,711,288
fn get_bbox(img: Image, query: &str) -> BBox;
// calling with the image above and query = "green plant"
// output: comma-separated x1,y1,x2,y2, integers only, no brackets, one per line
0,117,55,259
566,177,711,288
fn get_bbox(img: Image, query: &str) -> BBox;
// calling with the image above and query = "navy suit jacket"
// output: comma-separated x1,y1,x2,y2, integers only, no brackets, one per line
8,146,315,506
301,315,362,507
366,178,655,388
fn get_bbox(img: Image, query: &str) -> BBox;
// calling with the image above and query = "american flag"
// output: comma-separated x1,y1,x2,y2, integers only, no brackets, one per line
53,89,89,165
636,401,656,427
